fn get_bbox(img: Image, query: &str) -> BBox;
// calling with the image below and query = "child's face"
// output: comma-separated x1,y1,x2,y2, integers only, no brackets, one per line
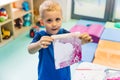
42,10,62,35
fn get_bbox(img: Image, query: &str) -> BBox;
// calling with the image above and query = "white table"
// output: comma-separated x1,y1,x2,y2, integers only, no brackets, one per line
72,62,108,80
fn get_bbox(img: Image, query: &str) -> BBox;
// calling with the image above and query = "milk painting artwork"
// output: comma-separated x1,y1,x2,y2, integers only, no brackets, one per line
52,32,82,69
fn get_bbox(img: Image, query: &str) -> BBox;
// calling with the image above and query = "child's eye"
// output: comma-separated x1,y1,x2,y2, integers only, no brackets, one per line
47,19,52,23
56,18,61,21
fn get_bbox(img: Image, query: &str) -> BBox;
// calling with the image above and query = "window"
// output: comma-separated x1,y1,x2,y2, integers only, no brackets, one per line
71,0,120,22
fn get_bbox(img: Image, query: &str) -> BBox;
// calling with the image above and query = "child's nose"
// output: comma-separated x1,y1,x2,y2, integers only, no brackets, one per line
52,21,57,27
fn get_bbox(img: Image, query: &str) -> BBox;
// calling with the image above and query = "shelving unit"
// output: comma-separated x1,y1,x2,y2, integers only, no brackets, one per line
0,0,34,47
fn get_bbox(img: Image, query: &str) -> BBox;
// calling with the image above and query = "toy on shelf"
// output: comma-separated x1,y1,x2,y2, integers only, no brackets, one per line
22,1,30,11
29,26,40,38
23,13,32,26
12,0,24,9
0,8,8,22
14,18,23,29
1,27,11,39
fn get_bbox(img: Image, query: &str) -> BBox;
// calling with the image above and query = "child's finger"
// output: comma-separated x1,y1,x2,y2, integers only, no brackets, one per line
80,33,89,39
88,37,93,42
41,41,51,46
41,36,54,42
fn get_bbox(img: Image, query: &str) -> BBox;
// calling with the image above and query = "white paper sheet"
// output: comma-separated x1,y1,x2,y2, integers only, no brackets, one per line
72,62,107,80
52,32,82,69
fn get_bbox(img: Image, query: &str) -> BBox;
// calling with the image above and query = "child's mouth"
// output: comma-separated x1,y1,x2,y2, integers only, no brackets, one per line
52,28,58,31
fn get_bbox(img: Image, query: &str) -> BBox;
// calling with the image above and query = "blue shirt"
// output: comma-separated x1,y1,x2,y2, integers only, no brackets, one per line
31,28,71,80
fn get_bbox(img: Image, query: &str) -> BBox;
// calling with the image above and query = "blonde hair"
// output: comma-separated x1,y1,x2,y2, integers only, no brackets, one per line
39,0,62,18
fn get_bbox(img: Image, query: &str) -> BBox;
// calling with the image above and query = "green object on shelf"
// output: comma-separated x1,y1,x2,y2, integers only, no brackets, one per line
114,22,120,28
0,17,5,22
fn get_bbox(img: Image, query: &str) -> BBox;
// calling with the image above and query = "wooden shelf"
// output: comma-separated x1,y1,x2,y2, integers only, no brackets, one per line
0,0,17,7
13,9,32,19
0,19,12,26
14,26,31,38
0,0,34,47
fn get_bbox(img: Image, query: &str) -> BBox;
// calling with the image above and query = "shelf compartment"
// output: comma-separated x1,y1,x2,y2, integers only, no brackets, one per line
1,21,14,35
0,21,14,41
0,21,14,47
0,4,13,19
14,26,31,38
13,9,32,19
0,19,12,26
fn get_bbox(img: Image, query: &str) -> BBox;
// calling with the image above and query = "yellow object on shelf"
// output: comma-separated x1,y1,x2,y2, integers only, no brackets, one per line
1,27,11,39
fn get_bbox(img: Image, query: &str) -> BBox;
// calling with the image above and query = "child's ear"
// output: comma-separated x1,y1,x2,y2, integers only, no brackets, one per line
40,19,44,26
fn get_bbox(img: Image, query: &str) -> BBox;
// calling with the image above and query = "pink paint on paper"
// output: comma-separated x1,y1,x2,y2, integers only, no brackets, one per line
52,32,82,69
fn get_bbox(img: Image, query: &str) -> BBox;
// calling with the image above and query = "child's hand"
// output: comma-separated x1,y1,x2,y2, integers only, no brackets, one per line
38,36,54,48
79,33,93,44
